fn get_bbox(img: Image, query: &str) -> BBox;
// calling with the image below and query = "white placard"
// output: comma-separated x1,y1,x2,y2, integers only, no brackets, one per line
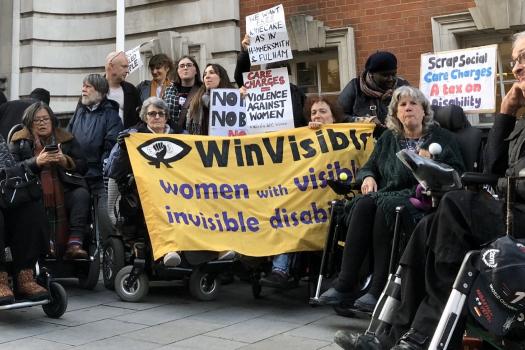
246,4,293,65
208,89,248,137
243,67,294,133
125,45,143,75
419,45,497,113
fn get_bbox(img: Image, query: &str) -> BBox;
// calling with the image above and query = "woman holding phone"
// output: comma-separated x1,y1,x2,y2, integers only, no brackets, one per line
9,101,90,260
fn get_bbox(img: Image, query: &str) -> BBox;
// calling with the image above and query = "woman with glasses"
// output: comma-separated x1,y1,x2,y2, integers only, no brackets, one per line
164,56,203,129
136,54,174,105
9,101,90,260
338,51,409,138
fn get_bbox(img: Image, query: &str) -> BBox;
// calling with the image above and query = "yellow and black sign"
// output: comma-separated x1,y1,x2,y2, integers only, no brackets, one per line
126,124,374,260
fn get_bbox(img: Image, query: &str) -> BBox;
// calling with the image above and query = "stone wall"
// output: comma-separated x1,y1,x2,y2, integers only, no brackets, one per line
9,0,240,114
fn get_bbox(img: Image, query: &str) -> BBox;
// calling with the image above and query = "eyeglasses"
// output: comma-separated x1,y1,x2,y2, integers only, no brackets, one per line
178,62,194,69
33,117,51,125
146,111,166,118
509,51,525,69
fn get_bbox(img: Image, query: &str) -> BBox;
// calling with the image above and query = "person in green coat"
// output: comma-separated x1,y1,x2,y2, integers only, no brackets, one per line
318,86,465,312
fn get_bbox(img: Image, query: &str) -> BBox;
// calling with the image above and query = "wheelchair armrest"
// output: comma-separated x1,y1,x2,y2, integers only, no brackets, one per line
327,179,359,195
461,172,499,186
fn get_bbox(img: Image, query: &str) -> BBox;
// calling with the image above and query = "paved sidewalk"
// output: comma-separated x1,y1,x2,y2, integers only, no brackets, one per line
0,278,369,349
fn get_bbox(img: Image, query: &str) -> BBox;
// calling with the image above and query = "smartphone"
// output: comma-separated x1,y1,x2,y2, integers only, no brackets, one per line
44,144,58,152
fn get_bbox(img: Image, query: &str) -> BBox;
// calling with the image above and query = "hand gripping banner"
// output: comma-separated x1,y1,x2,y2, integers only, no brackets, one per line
126,124,374,260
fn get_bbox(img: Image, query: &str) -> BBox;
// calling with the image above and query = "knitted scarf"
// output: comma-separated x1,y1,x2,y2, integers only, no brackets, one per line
34,134,69,255
360,71,395,100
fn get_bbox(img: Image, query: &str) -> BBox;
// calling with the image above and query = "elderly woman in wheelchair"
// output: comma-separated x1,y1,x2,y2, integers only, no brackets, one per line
9,102,90,260
318,86,465,313
335,32,525,350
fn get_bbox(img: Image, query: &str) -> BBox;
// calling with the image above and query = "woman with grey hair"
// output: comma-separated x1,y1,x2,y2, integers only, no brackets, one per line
318,86,465,312
105,96,182,269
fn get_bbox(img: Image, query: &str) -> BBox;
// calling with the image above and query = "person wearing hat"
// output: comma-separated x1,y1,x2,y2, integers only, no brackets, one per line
338,51,409,138
334,32,525,350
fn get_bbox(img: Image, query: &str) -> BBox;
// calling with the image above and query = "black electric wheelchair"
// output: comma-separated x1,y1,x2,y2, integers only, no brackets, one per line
352,150,525,350
102,174,235,302
0,247,67,318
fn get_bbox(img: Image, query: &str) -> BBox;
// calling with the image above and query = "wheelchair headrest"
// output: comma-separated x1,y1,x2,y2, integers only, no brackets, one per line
432,105,469,131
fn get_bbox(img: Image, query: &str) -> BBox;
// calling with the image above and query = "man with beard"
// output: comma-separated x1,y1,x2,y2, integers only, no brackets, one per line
338,51,409,138
68,74,123,241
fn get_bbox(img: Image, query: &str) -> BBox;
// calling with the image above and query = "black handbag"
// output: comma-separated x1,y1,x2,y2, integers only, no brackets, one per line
0,164,42,208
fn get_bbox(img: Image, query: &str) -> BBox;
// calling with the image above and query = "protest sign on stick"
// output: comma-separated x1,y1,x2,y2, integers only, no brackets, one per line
208,89,248,137
419,45,497,113
125,45,144,74
243,67,294,133
246,4,293,65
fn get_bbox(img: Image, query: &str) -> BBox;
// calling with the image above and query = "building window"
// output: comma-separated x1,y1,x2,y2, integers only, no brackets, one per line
292,48,340,95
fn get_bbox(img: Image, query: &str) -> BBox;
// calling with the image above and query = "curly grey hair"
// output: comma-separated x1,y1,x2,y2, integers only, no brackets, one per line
139,96,169,122
385,86,434,136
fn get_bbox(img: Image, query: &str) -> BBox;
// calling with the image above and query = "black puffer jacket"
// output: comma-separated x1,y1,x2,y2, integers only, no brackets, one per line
9,127,88,189
337,77,410,122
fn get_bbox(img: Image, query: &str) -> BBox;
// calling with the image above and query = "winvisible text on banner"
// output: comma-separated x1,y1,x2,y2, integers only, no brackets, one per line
125,125,374,260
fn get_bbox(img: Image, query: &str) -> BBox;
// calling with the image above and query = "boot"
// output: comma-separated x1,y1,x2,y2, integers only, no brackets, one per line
0,271,15,305
16,269,48,301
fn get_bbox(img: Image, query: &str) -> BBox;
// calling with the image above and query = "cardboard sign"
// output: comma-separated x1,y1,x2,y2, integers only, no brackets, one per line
125,45,143,74
419,45,497,113
243,67,294,133
208,89,248,137
246,4,293,65
125,124,374,259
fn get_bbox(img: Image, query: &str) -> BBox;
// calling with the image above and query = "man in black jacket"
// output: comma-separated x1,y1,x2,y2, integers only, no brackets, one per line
105,51,141,128
335,33,525,350
0,88,50,139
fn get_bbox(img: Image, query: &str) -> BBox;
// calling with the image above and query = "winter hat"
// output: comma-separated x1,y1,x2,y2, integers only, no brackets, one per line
468,235,525,336
365,51,398,73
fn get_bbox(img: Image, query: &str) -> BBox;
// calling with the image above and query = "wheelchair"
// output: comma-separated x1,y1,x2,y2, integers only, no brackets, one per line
308,179,373,314
1,248,67,318
40,192,102,290
102,174,235,302
356,151,525,350
6,123,101,290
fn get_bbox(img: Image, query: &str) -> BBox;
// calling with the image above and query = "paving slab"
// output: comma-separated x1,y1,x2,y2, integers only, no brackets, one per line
159,334,247,349
205,317,301,343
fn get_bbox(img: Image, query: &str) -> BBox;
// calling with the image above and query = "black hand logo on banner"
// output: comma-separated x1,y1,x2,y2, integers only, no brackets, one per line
137,137,192,168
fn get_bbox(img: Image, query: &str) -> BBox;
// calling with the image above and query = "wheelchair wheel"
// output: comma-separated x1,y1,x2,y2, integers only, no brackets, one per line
102,237,125,290
114,265,149,302
189,268,220,301
42,282,68,318
78,242,101,290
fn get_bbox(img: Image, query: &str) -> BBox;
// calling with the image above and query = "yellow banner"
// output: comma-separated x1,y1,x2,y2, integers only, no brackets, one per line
126,124,374,260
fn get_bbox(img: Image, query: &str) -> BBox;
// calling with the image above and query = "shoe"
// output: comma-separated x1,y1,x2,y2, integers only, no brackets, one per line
16,269,48,301
333,331,384,350
259,270,289,288
318,287,357,305
0,271,14,305
391,329,427,350
353,293,377,313
163,251,181,267
218,250,236,261
64,243,89,260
